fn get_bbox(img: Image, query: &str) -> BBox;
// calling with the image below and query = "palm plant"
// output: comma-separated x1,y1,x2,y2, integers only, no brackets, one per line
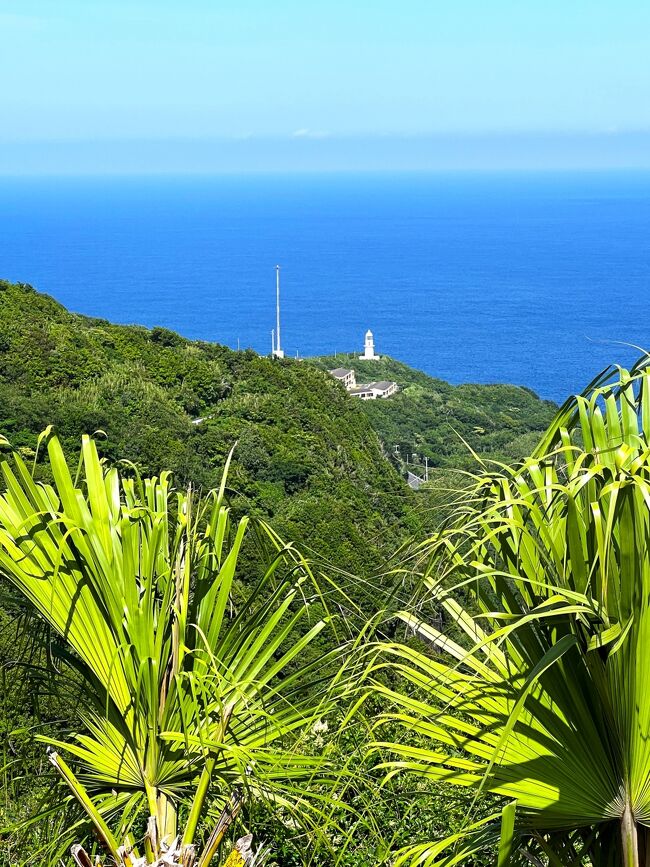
370,358,650,866
0,431,345,866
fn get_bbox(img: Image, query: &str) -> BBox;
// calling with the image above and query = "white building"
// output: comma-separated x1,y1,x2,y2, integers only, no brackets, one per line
328,336,398,399
329,367,357,389
349,380,399,400
360,329,380,360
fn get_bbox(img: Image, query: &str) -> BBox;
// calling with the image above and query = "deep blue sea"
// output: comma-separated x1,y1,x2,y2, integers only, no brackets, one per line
1,171,650,403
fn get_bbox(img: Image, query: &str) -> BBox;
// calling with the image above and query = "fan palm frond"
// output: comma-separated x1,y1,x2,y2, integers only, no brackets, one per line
0,432,349,865
371,359,650,866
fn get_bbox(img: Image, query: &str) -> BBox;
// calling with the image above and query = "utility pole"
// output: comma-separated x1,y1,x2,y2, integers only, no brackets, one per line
273,265,284,358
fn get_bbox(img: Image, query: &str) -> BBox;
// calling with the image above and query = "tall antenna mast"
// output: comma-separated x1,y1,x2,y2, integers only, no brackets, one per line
273,264,284,358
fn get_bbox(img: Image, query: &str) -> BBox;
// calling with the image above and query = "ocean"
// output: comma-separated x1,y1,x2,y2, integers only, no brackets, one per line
1,171,650,403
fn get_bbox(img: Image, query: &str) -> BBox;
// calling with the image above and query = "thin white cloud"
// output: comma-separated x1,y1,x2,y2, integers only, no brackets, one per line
292,128,330,140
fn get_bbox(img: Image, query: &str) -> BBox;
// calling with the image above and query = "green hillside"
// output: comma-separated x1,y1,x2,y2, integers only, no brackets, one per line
0,280,418,578
0,281,556,575
309,353,557,474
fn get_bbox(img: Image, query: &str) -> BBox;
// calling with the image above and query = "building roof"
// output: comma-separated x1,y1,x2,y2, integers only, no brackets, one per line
350,380,397,394
329,367,353,377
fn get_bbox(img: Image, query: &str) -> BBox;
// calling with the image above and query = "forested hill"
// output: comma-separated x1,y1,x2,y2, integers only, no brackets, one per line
0,280,557,575
0,280,416,577
309,354,557,472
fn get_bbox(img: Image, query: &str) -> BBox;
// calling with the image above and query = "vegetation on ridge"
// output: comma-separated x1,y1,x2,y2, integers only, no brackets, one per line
0,280,418,580
309,354,556,472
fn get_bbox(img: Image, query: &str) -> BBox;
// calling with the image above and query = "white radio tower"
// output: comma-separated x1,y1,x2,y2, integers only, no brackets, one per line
272,264,285,358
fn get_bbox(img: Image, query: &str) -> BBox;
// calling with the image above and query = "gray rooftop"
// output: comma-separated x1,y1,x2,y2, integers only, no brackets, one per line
329,368,354,377
350,381,395,393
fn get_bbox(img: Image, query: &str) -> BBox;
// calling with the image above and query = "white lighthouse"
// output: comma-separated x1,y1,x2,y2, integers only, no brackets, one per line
360,329,380,361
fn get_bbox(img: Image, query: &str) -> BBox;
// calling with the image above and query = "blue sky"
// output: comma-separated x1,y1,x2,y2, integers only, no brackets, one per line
2,0,650,171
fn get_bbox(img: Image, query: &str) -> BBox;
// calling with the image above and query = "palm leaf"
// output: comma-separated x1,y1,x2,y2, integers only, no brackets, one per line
0,432,350,865
371,357,650,866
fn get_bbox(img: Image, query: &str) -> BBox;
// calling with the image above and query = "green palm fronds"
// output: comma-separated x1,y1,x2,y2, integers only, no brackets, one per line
371,359,650,866
0,431,344,865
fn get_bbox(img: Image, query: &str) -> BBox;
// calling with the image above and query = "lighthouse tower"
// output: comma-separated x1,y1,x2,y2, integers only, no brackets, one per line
360,329,380,361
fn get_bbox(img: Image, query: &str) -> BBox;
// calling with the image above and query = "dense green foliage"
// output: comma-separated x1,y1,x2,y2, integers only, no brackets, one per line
0,281,418,579
0,605,79,864
310,354,557,472
0,282,557,578
0,281,561,866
